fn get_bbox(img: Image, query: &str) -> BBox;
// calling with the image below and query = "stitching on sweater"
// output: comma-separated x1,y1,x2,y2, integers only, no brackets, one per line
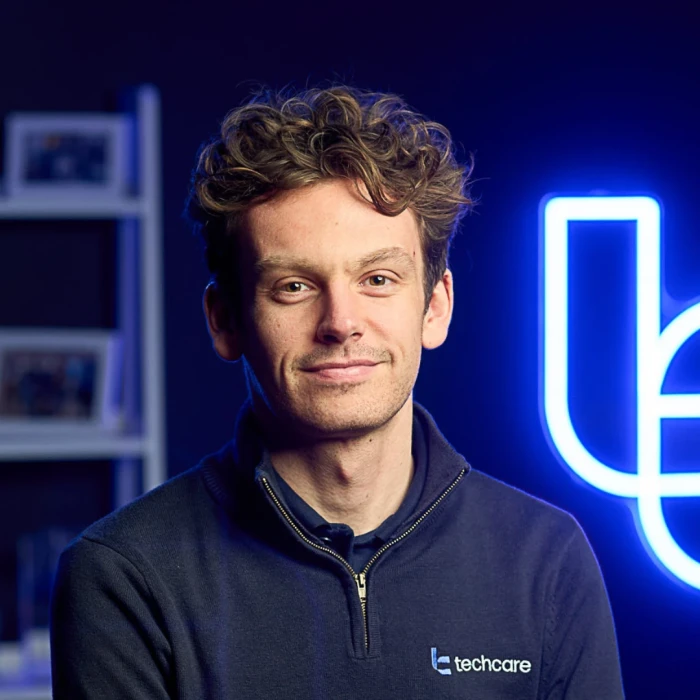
540,518,578,696
79,535,174,659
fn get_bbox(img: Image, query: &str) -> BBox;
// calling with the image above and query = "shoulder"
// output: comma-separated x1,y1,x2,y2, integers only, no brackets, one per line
452,469,608,613
72,462,214,566
460,468,587,557
465,468,576,524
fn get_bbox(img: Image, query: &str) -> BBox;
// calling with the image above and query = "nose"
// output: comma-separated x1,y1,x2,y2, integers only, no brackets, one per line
315,284,365,345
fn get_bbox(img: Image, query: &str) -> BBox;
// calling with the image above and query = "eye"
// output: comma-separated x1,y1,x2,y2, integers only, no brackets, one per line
366,275,390,287
279,281,309,293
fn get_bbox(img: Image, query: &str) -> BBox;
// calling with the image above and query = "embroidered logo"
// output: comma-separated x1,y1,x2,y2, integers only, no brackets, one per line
431,647,532,675
431,647,452,675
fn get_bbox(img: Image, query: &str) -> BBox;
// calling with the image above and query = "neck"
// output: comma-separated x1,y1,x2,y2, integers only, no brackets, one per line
260,400,414,535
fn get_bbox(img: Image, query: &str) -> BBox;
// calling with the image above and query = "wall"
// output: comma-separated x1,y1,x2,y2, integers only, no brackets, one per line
0,2,698,696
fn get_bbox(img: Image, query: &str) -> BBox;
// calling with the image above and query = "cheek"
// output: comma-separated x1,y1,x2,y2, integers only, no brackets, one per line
374,305,424,354
246,306,307,367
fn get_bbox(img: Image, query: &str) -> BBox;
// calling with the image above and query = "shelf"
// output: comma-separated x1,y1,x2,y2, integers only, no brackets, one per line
0,435,148,460
0,85,166,502
0,196,145,219
0,685,51,700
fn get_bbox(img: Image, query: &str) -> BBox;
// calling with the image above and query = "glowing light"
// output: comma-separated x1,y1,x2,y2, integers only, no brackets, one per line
541,195,700,589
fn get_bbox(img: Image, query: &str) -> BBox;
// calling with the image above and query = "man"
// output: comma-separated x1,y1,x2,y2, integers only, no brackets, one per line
51,86,625,699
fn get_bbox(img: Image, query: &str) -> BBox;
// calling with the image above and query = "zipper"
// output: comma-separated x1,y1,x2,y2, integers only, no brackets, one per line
260,468,465,651
356,571,367,638
358,468,466,575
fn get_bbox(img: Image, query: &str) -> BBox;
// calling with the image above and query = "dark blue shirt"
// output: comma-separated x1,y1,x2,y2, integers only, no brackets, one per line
270,418,427,572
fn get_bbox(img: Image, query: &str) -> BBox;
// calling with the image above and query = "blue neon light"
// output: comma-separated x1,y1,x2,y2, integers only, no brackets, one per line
541,195,700,590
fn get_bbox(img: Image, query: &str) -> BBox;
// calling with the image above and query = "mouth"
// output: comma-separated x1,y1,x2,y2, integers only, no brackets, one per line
301,360,380,382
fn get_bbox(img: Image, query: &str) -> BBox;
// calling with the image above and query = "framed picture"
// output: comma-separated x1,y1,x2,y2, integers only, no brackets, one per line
4,113,130,199
0,329,122,437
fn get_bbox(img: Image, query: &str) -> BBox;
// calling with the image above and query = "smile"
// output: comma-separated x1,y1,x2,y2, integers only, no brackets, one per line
302,362,379,382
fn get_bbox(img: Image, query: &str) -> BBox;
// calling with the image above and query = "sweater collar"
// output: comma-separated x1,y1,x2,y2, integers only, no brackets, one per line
263,413,428,545
201,400,470,530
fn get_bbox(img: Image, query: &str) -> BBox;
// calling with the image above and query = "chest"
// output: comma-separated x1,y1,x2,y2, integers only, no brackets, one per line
164,543,546,700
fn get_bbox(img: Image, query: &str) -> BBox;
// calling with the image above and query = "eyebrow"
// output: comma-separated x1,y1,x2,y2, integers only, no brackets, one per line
253,246,417,277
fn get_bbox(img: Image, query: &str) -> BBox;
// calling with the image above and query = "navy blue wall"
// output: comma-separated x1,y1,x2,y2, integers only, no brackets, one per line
1,2,698,697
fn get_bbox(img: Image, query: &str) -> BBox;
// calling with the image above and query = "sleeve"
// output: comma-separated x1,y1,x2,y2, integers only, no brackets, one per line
540,521,625,700
50,536,173,700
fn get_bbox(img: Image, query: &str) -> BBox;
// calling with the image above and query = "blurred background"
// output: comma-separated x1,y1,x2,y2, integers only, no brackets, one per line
0,1,698,697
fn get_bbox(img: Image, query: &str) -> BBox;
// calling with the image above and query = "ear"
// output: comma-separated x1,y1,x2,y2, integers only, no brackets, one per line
203,282,242,362
422,269,454,350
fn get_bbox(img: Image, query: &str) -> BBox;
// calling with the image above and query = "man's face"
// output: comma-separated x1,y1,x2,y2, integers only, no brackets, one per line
208,178,452,439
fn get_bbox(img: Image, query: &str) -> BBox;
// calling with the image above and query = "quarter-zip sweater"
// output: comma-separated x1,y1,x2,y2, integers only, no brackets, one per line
267,413,428,571
51,403,625,699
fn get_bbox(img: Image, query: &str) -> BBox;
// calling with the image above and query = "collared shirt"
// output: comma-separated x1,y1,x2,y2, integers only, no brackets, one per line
270,418,427,572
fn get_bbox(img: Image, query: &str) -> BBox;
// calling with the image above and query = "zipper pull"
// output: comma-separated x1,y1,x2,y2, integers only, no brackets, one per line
355,572,367,604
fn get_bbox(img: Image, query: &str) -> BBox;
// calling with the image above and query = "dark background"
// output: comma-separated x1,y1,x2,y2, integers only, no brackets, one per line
1,2,699,697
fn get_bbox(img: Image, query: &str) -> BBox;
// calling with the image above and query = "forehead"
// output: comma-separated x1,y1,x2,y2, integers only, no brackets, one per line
241,179,423,269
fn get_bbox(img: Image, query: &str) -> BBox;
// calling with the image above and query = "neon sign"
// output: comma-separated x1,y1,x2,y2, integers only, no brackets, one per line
541,195,700,590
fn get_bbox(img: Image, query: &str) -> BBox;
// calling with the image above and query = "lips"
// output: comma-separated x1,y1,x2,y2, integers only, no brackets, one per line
303,360,378,371
302,360,379,381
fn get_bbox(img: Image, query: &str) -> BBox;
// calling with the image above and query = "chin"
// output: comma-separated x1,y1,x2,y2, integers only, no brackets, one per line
281,389,412,439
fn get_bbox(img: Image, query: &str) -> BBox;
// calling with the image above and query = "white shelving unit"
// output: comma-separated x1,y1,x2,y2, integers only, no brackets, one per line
0,85,166,699
0,686,52,700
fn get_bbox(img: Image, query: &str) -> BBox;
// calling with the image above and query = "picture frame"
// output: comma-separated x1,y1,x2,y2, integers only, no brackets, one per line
0,329,122,437
4,113,130,199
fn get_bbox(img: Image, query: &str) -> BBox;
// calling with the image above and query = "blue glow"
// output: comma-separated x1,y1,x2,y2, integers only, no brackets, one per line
541,195,700,590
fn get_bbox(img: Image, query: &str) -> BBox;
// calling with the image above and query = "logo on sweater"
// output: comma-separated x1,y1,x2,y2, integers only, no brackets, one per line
541,195,700,591
431,647,452,675
431,647,532,675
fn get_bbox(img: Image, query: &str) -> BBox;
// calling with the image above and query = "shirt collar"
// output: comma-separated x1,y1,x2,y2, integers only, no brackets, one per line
266,413,427,544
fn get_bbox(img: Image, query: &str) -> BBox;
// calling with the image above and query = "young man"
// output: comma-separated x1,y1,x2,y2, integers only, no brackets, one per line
51,87,625,699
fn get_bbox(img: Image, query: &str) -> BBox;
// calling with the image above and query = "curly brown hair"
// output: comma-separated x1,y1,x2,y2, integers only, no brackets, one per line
185,85,474,312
